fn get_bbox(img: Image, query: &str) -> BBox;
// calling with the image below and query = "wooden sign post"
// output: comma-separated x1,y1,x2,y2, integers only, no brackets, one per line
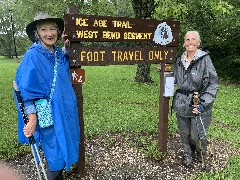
65,5,180,174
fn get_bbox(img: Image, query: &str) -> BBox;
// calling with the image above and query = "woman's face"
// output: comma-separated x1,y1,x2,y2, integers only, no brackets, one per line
36,21,58,49
183,32,200,54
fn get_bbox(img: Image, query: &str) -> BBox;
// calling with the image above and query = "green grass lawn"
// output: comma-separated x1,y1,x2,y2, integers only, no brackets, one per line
0,56,239,179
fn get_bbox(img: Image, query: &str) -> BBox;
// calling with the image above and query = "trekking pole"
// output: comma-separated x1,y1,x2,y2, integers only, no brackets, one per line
207,138,220,179
193,92,220,178
192,92,205,169
13,81,48,180
196,116,206,169
198,116,220,180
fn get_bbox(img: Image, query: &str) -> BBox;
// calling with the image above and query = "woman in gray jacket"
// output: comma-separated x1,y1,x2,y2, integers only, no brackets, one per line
172,31,218,167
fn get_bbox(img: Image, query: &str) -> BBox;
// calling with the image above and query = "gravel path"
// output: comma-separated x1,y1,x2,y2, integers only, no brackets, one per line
3,133,239,180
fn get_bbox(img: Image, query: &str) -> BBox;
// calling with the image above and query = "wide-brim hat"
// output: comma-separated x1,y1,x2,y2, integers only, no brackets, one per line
26,12,64,42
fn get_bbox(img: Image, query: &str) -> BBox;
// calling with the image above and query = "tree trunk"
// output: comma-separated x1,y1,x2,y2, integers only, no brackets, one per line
131,0,156,83
134,64,153,83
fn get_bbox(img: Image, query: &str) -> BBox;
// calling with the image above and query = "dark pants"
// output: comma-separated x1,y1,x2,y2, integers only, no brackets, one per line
176,111,212,160
47,168,64,180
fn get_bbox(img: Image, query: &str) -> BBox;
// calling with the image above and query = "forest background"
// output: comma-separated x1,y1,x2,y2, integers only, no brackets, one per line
0,0,239,83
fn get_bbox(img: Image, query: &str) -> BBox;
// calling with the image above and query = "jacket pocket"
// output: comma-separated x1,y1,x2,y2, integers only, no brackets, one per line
173,92,195,117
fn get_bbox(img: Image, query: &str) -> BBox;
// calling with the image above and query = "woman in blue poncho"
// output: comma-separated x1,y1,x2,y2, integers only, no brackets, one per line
14,12,80,180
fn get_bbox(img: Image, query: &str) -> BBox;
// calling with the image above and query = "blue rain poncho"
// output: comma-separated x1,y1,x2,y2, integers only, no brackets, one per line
14,42,80,171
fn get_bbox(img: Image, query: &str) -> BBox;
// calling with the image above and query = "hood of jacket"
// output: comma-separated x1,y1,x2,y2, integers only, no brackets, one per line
181,49,209,64
192,49,209,61
28,41,62,62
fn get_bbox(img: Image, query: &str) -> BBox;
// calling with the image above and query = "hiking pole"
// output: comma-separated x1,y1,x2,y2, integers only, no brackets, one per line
198,116,220,180
195,116,206,169
13,81,48,180
193,92,220,178
192,92,205,169
207,139,220,179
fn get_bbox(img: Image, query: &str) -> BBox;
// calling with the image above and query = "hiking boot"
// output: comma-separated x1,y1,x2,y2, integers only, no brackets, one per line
183,156,193,167
196,153,203,162
190,144,196,160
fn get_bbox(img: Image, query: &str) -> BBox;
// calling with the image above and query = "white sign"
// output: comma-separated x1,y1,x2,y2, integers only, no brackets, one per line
164,76,175,97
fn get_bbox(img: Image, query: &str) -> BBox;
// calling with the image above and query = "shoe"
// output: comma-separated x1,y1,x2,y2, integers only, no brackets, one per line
196,149,207,163
190,144,196,160
183,156,193,167
191,149,196,160
196,154,203,163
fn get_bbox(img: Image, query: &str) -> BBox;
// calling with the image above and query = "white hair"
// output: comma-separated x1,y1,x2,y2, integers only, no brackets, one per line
184,31,201,44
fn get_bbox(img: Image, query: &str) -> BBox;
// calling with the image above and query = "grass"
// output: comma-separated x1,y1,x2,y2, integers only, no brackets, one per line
0,56,239,179
83,65,164,136
0,57,27,159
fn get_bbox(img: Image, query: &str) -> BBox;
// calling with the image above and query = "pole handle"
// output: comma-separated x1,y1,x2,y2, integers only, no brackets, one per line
13,81,36,144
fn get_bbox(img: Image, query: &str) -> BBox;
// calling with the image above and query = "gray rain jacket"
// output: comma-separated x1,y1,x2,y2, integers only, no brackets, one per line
172,49,218,117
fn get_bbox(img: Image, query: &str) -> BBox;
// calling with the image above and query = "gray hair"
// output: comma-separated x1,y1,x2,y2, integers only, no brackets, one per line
34,21,58,41
184,31,201,44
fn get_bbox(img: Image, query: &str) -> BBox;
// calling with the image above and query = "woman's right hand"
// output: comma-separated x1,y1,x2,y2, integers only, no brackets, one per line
62,31,69,49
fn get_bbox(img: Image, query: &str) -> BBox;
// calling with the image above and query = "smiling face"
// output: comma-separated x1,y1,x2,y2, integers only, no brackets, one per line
183,32,201,54
35,21,58,51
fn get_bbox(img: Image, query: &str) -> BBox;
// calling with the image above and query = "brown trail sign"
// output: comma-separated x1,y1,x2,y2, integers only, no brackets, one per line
69,46,177,66
64,13,179,45
64,5,180,175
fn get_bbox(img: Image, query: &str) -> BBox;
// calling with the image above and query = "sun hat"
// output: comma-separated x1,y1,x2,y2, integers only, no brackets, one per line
26,12,64,42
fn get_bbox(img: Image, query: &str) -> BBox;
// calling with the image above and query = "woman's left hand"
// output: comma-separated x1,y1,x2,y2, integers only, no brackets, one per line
62,32,69,49
192,104,204,115
192,107,200,115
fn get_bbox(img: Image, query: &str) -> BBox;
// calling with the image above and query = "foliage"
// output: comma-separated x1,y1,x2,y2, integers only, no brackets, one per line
0,0,239,83
213,84,240,128
136,137,166,160
153,0,188,21
130,0,155,83
82,64,161,136
134,64,153,83
190,156,240,180
154,0,239,51
131,0,155,18
153,0,240,83
0,57,28,159
0,0,15,56
0,0,134,56
213,55,240,84
183,0,239,55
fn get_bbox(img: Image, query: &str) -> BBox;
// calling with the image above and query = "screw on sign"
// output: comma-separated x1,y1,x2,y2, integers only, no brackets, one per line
70,69,85,84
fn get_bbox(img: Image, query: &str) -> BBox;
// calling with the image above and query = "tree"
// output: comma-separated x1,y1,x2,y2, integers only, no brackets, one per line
1,0,239,79
153,0,240,83
153,0,239,57
131,0,156,83
0,0,14,57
